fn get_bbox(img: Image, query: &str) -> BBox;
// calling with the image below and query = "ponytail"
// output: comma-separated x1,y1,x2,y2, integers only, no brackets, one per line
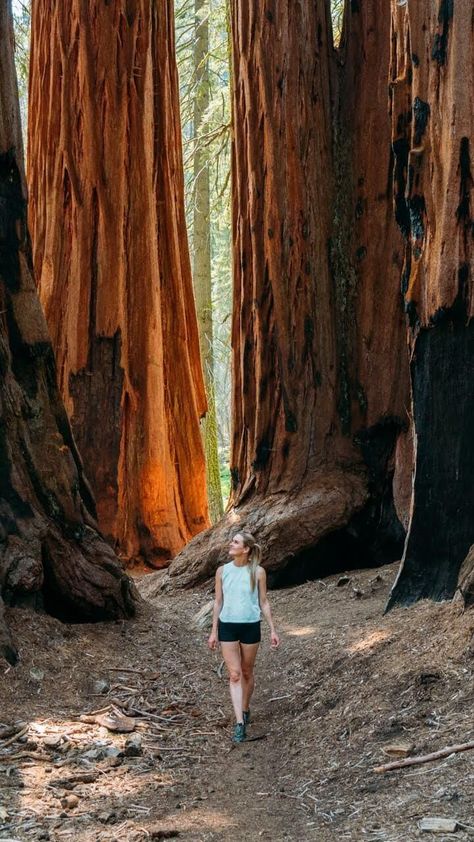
239,530,261,591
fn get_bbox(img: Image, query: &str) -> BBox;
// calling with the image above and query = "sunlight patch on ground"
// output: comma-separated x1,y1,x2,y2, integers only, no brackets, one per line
159,806,238,832
346,628,391,654
284,625,318,638
16,717,175,825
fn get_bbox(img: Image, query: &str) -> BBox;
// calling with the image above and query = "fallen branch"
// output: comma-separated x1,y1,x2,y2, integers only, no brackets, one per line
0,725,28,748
0,750,49,762
50,772,98,787
0,723,27,742
374,740,474,773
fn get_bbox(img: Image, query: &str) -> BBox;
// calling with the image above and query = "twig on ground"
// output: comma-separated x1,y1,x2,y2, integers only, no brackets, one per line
374,739,474,773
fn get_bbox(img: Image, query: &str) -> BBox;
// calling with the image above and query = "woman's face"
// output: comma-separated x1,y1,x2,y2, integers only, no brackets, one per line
228,533,249,557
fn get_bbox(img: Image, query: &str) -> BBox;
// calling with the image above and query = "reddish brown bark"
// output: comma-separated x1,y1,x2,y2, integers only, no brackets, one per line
28,0,209,566
166,0,410,586
0,2,136,663
387,0,474,606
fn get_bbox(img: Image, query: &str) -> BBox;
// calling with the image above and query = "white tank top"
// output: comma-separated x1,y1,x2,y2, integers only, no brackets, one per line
219,562,261,623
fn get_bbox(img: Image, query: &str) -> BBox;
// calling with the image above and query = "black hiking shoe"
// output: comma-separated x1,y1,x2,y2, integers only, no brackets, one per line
232,722,246,743
243,709,251,726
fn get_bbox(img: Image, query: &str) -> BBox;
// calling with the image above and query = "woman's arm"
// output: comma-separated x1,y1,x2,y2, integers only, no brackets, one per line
258,568,280,648
207,567,223,650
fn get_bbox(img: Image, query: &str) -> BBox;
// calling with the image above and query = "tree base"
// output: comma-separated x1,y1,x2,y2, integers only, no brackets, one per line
0,525,139,663
387,322,474,610
151,468,369,593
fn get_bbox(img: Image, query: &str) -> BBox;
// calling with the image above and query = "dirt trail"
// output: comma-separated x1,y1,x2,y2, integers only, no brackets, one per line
1,563,474,841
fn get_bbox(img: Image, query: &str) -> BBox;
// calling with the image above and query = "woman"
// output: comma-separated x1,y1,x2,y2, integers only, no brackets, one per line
208,531,280,743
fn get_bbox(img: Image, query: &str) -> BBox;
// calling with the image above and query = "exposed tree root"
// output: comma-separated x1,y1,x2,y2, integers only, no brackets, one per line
457,546,474,609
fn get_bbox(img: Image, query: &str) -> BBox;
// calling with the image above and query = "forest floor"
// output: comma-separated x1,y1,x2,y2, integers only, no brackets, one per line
1,562,474,841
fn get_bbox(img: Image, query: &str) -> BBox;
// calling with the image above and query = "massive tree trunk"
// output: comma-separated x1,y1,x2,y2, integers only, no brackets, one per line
28,0,209,566
0,0,136,664
193,0,223,523
164,0,410,588
387,1,474,607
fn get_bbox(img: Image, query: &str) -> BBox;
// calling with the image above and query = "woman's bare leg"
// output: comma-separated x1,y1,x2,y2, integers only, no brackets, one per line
240,642,259,713
220,641,244,723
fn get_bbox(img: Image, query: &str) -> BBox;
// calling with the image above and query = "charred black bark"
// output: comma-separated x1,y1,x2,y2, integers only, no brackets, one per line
387,317,474,608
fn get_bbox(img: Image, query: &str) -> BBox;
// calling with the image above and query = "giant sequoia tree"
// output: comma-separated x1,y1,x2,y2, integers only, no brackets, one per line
166,0,410,587
166,0,472,603
387,0,474,606
28,0,209,565
0,1,136,664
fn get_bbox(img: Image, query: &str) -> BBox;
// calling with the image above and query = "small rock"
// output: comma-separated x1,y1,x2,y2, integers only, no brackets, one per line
43,735,63,749
104,746,121,758
123,734,143,757
98,811,117,824
83,748,101,760
61,794,79,810
352,587,363,598
336,575,351,587
29,667,45,682
93,679,110,695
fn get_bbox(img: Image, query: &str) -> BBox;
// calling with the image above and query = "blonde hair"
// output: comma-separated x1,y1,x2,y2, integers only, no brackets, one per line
236,530,261,591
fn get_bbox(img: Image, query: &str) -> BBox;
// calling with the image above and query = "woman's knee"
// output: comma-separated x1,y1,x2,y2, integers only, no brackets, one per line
241,665,254,681
229,669,241,684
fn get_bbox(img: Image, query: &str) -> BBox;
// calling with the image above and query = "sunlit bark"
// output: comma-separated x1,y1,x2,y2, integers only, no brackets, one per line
28,0,209,566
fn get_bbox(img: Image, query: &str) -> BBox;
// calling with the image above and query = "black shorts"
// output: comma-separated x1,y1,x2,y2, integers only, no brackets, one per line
218,620,261,645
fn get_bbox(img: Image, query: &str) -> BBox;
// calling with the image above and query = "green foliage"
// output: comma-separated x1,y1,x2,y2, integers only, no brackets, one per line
12,0,30,147
219,462,231,505
331,0,345,47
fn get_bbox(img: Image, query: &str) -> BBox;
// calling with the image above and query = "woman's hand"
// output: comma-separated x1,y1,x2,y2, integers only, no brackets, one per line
270,630,280,648
208,631,218,650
